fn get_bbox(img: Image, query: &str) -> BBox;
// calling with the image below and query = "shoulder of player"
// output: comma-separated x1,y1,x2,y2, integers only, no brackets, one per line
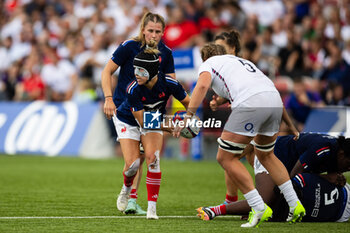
162,73,179,86
158,41,172,53
120,39,140,48
201,55,226,67
126,80,139,95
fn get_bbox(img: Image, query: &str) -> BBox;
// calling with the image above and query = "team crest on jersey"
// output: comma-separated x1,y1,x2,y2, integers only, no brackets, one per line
142,96,146,101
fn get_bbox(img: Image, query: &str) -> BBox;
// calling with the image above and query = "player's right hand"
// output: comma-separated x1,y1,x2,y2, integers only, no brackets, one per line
104,97,116,120
209,95,218,111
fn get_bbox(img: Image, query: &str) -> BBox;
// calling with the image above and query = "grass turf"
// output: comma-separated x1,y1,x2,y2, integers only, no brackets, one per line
0,155,349,233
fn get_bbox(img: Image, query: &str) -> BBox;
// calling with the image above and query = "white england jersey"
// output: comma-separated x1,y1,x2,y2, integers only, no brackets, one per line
198,55,278,108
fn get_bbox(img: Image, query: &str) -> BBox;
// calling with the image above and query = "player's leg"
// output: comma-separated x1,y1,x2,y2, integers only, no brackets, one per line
197,152,278,221
113,116,142,212
117,138,141,212
222,143,256,204
248,90,305,223
254,161,277,207
124,143,146,215
254,133,305,222
124,155,146,215
141,131,163,220
216,131,272,228
224,172,239,203
217,132,253,193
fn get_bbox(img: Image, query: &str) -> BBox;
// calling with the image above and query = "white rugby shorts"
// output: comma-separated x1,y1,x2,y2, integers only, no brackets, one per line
224,91,283,137
113,114,163,141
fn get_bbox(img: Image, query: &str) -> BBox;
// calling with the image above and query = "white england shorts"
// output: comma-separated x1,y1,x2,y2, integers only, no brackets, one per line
113,114,163,141
224,91,283,137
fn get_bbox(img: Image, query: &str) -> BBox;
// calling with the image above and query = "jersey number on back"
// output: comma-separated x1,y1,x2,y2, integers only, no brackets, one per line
324,188,339,205
238,59,256,72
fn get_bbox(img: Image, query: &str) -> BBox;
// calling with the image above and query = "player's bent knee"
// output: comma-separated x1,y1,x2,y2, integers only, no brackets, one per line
217,138,247,154
148,150,160,173
253,140,276,152
124,158,141,177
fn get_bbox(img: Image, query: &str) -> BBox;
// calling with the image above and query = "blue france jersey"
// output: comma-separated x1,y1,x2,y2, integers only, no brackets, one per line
111,40,175,107
274,133,339,173
292,173,348,222
116,73,187,126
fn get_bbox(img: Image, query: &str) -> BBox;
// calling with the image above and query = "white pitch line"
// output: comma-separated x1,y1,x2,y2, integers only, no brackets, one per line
0,215,237,220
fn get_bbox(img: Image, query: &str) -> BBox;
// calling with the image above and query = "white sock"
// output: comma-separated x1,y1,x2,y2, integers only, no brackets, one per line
148,201,157,210
278,180,298,207
122,184,132,194
243,189,265,212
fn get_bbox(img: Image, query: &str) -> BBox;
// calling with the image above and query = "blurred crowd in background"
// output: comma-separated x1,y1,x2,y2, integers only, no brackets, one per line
1,0,350,132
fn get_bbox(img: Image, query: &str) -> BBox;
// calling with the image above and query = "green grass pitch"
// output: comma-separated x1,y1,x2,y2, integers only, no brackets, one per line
0,155,349,233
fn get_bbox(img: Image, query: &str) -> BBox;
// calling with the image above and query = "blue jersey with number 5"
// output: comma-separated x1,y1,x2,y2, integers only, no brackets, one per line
292,173,349,222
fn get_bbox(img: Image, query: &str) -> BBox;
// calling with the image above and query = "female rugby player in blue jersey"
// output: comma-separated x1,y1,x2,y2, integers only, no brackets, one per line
101,12,175,215
111,44,190,219
197,133,350,222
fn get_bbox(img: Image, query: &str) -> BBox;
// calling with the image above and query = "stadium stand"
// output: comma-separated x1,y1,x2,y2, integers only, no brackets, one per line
1,0,350,157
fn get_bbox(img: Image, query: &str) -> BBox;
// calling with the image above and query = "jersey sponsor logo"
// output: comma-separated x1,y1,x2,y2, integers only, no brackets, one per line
244,123,254,132
311,209,319,217
143,110,161,129
312,183,321,217
4,101,78,156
